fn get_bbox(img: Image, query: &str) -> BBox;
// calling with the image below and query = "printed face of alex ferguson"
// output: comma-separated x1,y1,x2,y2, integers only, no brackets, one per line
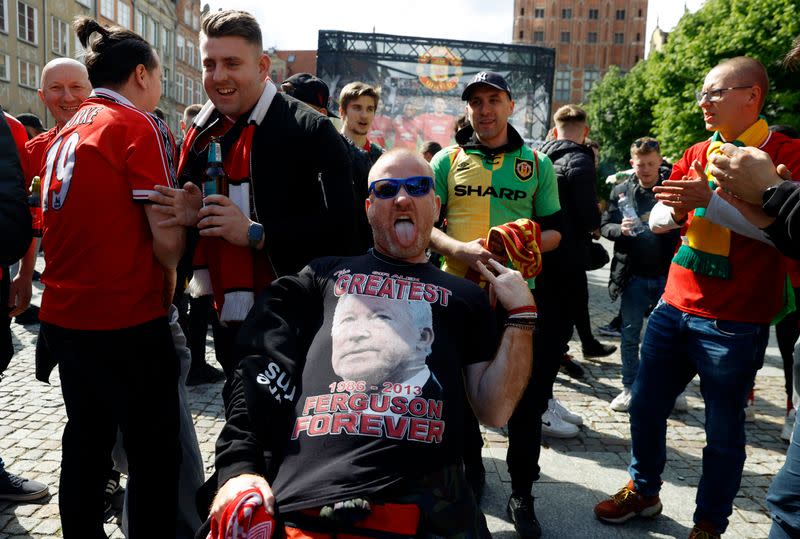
331,294,434,387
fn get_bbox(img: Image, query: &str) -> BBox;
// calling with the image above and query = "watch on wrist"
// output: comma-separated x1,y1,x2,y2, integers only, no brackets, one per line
247,221,264,249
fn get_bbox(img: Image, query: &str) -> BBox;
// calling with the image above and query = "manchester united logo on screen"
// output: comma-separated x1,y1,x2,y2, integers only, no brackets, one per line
417,46,463,93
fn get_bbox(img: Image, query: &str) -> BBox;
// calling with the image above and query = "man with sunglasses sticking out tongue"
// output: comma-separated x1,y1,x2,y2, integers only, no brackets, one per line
594,57,800,539
428,71,562,538
203,149,535,538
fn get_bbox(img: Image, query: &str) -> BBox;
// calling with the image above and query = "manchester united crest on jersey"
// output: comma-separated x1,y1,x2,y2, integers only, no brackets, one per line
515,158,534,182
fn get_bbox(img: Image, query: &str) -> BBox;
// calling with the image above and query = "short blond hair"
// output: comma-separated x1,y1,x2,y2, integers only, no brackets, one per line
553,104,587,127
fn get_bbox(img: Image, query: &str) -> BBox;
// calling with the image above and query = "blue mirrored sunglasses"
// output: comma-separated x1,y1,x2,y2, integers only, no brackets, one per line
368,176,433,199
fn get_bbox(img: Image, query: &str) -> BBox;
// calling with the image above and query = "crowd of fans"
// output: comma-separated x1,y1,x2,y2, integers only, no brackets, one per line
1,9,800,539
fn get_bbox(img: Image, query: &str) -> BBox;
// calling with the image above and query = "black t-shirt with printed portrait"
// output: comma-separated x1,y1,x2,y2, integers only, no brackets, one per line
215,250,498,513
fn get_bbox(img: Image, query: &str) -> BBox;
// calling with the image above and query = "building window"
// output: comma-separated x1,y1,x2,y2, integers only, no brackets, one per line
146,18,155,44
635,54,639,62
164,29,172,58
51,17,69,55
561,8,572,19
186,78,192,107
616,9,626,20
134,9,143,35
195,80,202,104
520,7,524,16
176,34,185,61
583,69,600,94
638,8,643,17
162,65,169,90
534,8,544,18
117,1,130,28
0,53,9,80
0,0,7,33
183,6,190,25
555,70,570,102
636,32,641,41
100,0,113,19
75,0,91,7
614,32,624,44
533,31,544,42
560,31,570,43
16,1,37,44
587,32,598,43
18,58,38,88
192,12,199,30
588,8,599,20
186,41,194,67
175,72,184,103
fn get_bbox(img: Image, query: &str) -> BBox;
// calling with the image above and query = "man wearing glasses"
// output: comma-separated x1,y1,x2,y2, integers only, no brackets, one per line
594,57,800,539
203,149,536,537
428,71,562,538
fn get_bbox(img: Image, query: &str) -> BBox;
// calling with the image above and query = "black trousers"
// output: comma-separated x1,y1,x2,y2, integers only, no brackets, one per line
187,294,225,372
562,264,594,350
41,317,180,538
506,271,567,495
776,287,800,401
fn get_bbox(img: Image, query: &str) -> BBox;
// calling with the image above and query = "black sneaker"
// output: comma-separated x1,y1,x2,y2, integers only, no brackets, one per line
560,354,585,379
186,363,226,386
507,495,542,539
0,471,48,502
582,340,617,358
596,323,622,338
14,305,39,325
104,470,121,514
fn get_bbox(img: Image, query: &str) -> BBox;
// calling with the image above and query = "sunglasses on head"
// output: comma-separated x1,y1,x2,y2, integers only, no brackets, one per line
368,176,433,199
633,139,660,151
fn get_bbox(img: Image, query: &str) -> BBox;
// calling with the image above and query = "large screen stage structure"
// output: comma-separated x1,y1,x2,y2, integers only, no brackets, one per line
317,30,555,149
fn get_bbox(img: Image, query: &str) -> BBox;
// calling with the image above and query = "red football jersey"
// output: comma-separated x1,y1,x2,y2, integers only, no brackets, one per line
418,113,455,147
5,113,29,178
393,116,422,150
368,115,392,148
25,127,59,187
39,89,177,330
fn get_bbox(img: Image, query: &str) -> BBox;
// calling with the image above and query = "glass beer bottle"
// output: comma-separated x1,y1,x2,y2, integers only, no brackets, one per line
203,137,227,204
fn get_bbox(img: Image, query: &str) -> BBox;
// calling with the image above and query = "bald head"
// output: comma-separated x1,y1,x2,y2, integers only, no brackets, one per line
713,56,769,110
368,148,433,186
39,58,91,128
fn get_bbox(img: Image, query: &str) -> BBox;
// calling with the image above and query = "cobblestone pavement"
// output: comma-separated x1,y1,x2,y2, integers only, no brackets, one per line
0,247,792,537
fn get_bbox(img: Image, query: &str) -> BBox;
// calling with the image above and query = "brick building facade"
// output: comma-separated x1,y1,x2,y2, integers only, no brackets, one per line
513,0,647,113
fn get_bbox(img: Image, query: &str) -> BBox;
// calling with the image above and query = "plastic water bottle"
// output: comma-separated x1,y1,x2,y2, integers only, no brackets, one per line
618,193,648,236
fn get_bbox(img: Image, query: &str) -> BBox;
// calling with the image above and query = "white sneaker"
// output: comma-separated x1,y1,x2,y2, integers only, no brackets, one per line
781,409,796,442
610,388,632,412
672,392,689,413
745,396,756,422
549,398,583,426
541,408,579,438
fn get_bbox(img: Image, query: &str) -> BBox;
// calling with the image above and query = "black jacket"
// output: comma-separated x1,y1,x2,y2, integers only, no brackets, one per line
181,87,358,278
0,113,32,266
539,139,600,268
763,180,800,260
601,176,680,300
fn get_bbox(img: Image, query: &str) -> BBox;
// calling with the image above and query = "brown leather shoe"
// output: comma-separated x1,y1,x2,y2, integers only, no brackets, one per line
688,521,721,539
594,480,662,524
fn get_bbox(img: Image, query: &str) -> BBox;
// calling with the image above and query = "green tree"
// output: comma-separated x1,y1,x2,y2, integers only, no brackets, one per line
586,0,800,166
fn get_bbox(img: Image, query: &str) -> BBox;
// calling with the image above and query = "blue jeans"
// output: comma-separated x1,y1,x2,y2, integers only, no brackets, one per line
620,276,666,388
628,300,768,533
768,410,800,538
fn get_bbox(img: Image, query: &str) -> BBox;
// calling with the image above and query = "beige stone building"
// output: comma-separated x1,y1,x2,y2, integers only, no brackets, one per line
513,0,647,113
0,0,203,134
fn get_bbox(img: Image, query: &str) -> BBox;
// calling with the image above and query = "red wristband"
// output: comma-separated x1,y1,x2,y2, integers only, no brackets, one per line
507,305,538,316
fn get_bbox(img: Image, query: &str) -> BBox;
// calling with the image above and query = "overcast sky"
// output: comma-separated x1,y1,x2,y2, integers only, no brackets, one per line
206,0,706,57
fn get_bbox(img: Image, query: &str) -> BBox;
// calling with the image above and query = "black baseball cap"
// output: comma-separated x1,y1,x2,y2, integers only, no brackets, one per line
16,113,44,130
461,71,512,101
281,73,338,118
